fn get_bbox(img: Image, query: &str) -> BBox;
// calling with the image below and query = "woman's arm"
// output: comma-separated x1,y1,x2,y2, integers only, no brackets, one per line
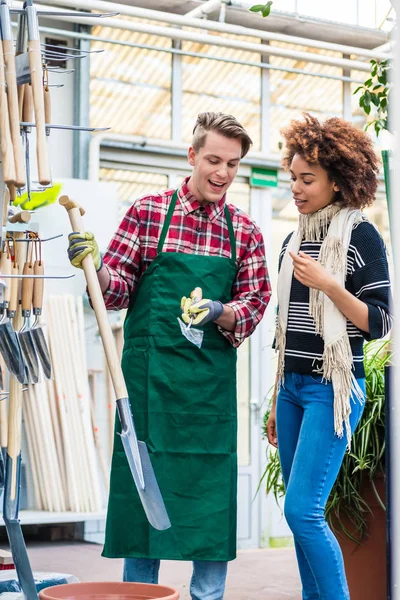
289,251,369,332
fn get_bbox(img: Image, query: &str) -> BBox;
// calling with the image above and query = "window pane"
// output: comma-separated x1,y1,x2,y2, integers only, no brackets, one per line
181,33,262,150
90,21,172,139
269,44,343,152
99,168,168,220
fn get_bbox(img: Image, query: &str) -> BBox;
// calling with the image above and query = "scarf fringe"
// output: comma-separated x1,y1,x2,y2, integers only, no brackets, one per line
275,320,286,388
298,204,341,242
322,334,362,448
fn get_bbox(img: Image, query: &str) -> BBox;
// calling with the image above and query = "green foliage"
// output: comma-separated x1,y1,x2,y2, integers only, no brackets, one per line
354,60,391,136
249,1,273,17
259,339,391,542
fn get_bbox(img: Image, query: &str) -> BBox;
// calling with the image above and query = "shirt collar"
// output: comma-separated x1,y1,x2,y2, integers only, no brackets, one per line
178,176,226,223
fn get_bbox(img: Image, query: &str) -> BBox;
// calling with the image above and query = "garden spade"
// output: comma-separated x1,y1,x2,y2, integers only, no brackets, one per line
60,195,171,531
18,257,39,384
30,259,51,379
0,261,25,383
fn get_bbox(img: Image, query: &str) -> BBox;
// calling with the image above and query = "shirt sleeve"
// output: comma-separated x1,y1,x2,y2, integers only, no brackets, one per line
347,222,393,341
219,223,272,348
100,199,142,311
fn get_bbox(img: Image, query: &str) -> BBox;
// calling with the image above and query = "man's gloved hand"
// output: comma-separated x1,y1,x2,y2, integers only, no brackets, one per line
182,298,224,326
67,231,102,271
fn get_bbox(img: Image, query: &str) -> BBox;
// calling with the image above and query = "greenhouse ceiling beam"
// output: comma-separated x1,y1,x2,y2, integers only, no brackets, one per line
186,0,222,18
14,0,372,72
33,0,390,62
27,24,366,85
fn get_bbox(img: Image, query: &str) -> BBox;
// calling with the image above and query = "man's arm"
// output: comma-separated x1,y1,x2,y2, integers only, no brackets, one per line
97,262,111,295
220,224,271,347
215,305,236,332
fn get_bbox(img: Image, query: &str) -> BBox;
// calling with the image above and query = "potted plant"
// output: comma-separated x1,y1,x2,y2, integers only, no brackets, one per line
260,339,391,600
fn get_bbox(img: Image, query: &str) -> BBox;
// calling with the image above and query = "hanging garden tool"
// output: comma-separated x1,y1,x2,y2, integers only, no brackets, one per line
0,0,25,189
18,238,39,384
60,195,171,531
0,236,25,383
3,222,38,600
24,0,50,186
30,236,51,379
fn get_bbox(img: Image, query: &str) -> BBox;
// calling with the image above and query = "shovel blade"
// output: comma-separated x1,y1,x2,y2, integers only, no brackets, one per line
0,323,26,383
4,454,38,600
31,326,52,379
18,331,39,384
116,397,171,531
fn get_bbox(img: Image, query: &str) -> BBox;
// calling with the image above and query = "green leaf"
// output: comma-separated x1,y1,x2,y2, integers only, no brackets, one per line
249,4,265,12
262,1,273,17
353,86,364,94
363,90,371,108
371,65,378,77
364,78,373,88
378,74,387,85
371,94,380,107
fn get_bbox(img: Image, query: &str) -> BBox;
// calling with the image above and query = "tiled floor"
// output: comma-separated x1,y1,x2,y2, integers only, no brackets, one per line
22,541,302,599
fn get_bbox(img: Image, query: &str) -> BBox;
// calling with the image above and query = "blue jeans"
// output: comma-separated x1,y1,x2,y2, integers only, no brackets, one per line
123,558,228,600
276,372,365,600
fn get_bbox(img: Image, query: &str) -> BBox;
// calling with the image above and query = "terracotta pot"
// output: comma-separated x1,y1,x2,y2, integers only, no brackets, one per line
38,582,179,600
334,476,386,600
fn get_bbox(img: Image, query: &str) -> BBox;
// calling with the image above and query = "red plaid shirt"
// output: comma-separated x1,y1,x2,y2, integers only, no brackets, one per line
102,177,271,347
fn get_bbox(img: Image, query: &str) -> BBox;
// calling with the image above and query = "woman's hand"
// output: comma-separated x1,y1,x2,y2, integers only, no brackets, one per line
289,251,334,292
266,408,278,448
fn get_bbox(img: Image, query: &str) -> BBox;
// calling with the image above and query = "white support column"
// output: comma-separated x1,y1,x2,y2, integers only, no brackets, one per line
261,43,271,155
171,40,183,143
342,55,352,121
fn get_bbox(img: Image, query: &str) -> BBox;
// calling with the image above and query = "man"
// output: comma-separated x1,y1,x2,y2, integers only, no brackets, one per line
68,112,271,600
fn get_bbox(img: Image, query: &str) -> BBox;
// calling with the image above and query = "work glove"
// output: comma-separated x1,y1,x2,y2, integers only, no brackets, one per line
67,231,102,271
182,298,224,326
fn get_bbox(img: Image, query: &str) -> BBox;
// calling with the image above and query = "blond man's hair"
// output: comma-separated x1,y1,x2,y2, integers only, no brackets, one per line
192,112,253,158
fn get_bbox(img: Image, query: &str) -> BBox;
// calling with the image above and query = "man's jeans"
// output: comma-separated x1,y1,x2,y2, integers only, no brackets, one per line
276,372,365,600
123,557,228,600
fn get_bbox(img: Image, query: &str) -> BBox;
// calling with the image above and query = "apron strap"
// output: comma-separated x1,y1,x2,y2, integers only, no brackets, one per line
157,190,179,254
224,205,236,263
158,189,236,262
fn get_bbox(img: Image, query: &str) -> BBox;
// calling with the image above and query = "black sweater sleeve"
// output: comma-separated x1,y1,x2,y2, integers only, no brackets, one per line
346,221,392,341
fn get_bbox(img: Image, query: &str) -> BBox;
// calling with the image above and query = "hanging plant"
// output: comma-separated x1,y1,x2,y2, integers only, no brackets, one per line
354,59,391,137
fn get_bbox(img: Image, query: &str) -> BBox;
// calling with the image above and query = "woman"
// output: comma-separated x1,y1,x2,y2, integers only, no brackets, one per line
267,113,392,600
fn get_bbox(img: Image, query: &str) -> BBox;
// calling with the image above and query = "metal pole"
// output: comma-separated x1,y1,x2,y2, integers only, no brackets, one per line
15,0,390,61
390,1,400,597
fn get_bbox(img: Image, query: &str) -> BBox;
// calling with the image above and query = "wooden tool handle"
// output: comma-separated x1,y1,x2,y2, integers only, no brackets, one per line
21,260,34,312
0,251,11,304
33,259,43,310
44,85,50,133
3,39,25,188
2,187,9,228
8,264,19,313
0,42,16,185
22,83,33,123
28,40,50,186
59,195,128,400
8,210,31,224
17,82,25,121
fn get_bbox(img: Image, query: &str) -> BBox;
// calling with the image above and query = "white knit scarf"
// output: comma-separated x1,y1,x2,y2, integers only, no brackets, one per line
276,203,365,445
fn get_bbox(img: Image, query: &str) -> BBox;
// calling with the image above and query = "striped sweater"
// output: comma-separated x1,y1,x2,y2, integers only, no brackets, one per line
278,220,392,378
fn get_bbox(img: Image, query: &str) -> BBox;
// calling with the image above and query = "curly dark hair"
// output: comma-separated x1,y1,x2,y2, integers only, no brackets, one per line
281,113,380,209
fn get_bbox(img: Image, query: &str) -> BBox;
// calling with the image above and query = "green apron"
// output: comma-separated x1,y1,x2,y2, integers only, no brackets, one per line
102,191,238,561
